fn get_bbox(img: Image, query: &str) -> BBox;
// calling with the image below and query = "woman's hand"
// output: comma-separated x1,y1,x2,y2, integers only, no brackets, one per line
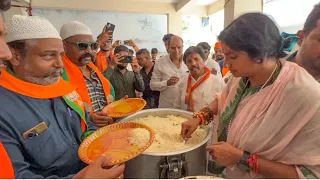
206,142,243,167
181,117,201,140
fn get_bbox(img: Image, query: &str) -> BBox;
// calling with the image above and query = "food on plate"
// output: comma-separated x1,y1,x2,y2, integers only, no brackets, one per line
131,115,206,152
127,128,150,149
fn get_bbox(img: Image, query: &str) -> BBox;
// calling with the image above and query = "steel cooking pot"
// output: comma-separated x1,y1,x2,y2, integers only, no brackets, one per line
121,108,212,179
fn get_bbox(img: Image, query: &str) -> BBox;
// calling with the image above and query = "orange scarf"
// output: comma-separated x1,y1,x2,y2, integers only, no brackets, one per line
95,51,113,72
0,67,89,137
185,67,211,112
0,143,14,179
62,55,111,113
222,67,229,77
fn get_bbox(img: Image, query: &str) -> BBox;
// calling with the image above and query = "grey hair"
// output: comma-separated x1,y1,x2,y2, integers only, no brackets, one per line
7,39,34,58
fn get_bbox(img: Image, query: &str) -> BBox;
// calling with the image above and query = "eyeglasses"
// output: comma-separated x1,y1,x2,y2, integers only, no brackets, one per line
102,40,112,45
67,42,99,51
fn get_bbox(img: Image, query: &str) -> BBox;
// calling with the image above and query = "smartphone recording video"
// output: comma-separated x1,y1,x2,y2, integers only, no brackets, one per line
119,56,133,63
105,23,115,34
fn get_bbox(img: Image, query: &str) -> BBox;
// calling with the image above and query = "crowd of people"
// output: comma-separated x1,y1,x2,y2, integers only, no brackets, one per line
0,0,320,178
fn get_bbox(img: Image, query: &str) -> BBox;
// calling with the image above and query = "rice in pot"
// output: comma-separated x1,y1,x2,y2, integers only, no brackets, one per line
131,115,206,152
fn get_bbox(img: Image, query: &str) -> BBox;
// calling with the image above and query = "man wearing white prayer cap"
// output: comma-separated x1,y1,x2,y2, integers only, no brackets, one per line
0,15,124,178
60,21,116,128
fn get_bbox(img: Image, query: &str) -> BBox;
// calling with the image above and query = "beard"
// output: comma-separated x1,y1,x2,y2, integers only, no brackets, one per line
300,57,320,74
0,0,11,11
297,47,320,77
117,64,127,70
23,62,62,86
216,56,224,61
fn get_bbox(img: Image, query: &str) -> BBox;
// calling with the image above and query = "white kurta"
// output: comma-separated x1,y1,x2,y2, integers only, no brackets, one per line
150,55,189,108
174,73,225,112
205,58,222,78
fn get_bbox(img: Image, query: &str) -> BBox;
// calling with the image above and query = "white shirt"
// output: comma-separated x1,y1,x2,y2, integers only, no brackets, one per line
150,55,189,108
174,74,225,112
205,58,222,78
126,64,133,71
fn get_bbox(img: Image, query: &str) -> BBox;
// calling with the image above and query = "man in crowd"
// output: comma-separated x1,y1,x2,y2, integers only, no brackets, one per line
293,3,320,82
95,27,114,72
0,0,15,178
151,48,158,61
214,41,229,77
214,42,224,61
136,49,160,109
60,21,115,127
197,42,222,77
103,45,145,100
0,15,124,178
174,46,224,112
150,36,188,108
162,34,174,53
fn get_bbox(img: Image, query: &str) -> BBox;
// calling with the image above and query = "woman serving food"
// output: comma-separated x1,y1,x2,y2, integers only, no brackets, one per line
181,13,320,179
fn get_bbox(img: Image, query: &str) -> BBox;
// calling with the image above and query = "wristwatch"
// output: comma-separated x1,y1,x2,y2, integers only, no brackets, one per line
237,151,251,172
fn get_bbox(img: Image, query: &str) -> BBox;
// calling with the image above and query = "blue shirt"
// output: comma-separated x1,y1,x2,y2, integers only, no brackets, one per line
218,59,224,72
0,86,97,178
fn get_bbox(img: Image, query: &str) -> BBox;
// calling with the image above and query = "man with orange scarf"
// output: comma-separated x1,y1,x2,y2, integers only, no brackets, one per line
95,27,114,72
215,41,229,77
60,21,115,128
0,15,124,178
174,46,224,112
0,0,15,178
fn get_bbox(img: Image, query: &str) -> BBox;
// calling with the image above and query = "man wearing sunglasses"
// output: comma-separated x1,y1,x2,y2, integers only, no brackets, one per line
60,21,115,128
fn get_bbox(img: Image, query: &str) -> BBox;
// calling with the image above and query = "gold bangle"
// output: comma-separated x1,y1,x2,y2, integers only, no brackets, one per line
198,107,214,125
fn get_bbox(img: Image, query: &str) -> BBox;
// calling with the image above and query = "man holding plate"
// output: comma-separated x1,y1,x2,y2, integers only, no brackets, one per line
60,21,116,127
0,15,124,178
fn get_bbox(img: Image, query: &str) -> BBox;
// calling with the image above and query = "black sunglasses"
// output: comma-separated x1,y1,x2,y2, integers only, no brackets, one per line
67,42,99,51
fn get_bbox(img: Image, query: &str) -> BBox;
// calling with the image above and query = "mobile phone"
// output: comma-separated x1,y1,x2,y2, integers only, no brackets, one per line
22,122,48,140
119,56,133,63
124,40,130,45
117,40,129,46
117,40,123,45
105,23,115,34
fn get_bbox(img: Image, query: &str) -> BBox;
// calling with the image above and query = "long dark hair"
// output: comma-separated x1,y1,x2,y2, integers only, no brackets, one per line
218,13,286,62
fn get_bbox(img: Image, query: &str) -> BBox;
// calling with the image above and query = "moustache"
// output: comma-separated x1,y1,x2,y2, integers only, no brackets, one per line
79,53,94,61
216,56,224,60
191,66,200,71
50,68,62,76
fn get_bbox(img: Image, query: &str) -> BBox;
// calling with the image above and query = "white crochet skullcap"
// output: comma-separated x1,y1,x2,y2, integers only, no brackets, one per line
5,15,61,43
60,21,93,40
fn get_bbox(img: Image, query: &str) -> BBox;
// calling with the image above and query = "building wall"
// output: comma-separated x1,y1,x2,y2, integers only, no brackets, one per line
30,0,207,36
